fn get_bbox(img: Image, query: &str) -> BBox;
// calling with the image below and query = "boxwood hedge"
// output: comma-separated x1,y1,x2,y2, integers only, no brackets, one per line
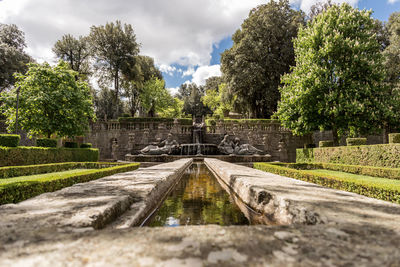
36,138,58,148
0,134,20,147
0,147,99,167
254,162,400,204
0,162,125,179
0,163,140,204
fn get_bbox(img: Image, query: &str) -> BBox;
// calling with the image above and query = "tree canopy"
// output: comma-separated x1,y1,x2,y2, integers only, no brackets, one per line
221,0,305,118
1,61,95,137
0,23,32,92
276,4,389,144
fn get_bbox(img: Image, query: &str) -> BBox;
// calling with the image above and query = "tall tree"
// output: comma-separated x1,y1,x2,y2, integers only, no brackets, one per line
0,24,32,92
139,78,174,117
221,0,305,118
1,61,95,137
89,21,140,118
53,34,91,77
179,82,210,118
276,4,388,145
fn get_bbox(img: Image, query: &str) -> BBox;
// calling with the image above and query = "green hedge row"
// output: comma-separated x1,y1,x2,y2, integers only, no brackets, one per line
268,162,400,180
0,162,125,179
319,140,334,147
80,143,92,148
296,144,400,168
0,134,20,147
0,147,99,167
254,163,400,204
0,163,140,204
37,138,58,148
205,118,278,126
389,133,400,144
346,138,367,146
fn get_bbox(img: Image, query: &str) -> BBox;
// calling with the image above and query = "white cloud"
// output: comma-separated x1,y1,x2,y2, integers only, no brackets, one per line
0,0,360,69
159,64,176,76
182,67,195,77
191,65,221,86
167,87,180,96
388,0,399,3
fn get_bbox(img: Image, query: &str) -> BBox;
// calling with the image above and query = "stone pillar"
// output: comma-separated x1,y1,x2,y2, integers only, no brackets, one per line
278,139,288,162
128,133,135,153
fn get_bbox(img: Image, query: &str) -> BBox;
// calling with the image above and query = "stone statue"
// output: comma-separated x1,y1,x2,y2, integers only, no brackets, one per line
232,137,264,155
218,135,234,155
140,134,179,155
111,139,119,161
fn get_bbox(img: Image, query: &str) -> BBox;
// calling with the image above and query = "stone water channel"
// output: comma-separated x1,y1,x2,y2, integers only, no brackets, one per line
2,158,400,266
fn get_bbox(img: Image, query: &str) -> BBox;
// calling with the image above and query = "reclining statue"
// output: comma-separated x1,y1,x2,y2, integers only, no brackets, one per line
218,135,234,155
232,137,264,155
140,134,179,155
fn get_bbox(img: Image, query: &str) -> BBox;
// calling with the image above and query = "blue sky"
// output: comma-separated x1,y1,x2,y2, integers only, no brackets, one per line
0,0,399,93
163,0,400,90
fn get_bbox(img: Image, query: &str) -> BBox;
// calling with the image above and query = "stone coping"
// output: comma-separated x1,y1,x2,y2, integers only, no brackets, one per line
204,158,400,229
125,154,272,163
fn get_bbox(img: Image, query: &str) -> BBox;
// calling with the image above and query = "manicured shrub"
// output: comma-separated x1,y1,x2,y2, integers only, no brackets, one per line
0,147,99,167
0,134,20,147
254,162,400,204
64,141,78,148
319,140,334,147
389,133,400,144
80,143,92,148
346,138,367,146
36,138,57,148
296,148,315,163
304,143,316,149
0,163,140,204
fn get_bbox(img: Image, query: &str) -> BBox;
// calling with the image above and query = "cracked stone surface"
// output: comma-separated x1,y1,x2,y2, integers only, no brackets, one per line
205,158,400,229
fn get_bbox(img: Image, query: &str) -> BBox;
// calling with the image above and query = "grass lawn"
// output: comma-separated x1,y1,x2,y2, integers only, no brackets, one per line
0,169,88,185
307,169,400,191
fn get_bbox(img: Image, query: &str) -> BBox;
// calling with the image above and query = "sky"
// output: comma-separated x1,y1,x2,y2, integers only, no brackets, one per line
0,0,399,94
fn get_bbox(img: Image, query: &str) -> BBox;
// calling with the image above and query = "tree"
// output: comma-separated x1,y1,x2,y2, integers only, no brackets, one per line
0,24,32,92
139,78,174,117
122,55,163,116
53,34,91,77
178,83,210,118
276,4,388,145
93,86,124,120
157,97,184,118
221,0,305,118
89,21,140,118
1,61,95,137
202,83,235,118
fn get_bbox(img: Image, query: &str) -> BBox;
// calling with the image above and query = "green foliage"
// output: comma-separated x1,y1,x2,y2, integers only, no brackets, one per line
0,147,99,167
0,163,140,204
276,4,388,144
93,86,123,120
89,20,140,118
157,97,184,118
178,82,211,118
36,138,57,148
0,23,32,91
118,117,193,125
254,163,400,204
389,133,400,144
297,144,400,168
52,34,91,78
0,134,20,147
0,162,124,179
319,141,334,147
221,0,305,118
346,138,367,146
80,143,92,148
202,83,235,118
140,78,174,117
296,148,315,163
205,118,278,126
64,141,78,148
1,61,95,138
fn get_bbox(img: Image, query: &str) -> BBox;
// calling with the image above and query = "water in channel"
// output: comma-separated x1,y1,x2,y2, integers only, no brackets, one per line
144,163,249,227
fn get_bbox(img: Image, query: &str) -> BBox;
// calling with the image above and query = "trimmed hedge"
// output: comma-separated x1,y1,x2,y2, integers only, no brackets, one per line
346,138,367,146
118,117,193,126
0,147,99,167
0,162,124,179
268,162,400,181
37,138,57,148
254,162,400,204
0,163,140,204
80,143,92,148
205,118,278,126
296,148,315,163
389,133,400,144
0,134,20,147
64,141,78,148
296,144,400,168
319,140,334,147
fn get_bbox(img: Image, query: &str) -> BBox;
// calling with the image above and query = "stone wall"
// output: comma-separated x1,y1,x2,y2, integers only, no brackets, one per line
85,119,312,162
313,130,386,146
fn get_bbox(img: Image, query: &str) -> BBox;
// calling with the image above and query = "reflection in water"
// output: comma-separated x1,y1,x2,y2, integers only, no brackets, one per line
144,163,249,227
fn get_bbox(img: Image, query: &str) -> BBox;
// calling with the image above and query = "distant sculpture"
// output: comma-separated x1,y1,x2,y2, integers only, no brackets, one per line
218,135,234,155
140,134,179,155
232,137,264,155
111,139,119,161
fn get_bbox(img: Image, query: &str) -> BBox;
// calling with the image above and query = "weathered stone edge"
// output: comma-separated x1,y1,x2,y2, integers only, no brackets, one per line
204,158,325,225
109,158,193,229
